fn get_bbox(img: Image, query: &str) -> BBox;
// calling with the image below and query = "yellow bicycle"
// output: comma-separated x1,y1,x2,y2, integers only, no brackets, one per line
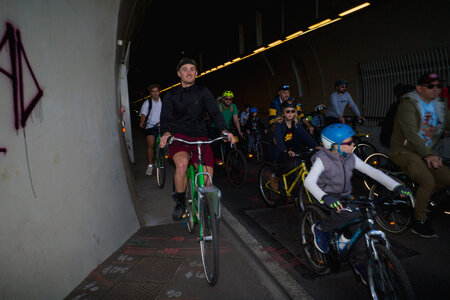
258,149,316,211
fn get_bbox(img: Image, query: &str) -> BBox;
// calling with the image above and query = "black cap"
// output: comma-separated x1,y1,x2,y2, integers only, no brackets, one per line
177,58,198,70
417,72,440,85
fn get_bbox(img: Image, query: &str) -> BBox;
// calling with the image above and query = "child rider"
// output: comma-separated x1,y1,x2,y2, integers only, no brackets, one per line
304,123,411,284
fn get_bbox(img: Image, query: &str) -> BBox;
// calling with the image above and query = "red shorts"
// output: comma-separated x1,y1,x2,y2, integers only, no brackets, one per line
168,133,214,167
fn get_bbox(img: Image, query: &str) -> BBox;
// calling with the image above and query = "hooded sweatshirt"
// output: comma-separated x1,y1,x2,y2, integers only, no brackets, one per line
390,90,449,158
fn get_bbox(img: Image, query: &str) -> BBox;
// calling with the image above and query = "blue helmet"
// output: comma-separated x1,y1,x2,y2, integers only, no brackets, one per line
321,123,355,151
249,107,258,113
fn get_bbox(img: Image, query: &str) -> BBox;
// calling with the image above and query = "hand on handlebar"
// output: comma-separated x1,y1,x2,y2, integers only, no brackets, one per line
160,132,172,148
222,131,236,144
393,185,412,198
322,195,344,212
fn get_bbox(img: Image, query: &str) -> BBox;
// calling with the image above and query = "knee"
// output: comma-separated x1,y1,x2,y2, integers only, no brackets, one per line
175,160,189,174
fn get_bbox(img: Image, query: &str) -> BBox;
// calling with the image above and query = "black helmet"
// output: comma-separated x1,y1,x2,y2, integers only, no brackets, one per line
335,79,348,87
280,100,296,110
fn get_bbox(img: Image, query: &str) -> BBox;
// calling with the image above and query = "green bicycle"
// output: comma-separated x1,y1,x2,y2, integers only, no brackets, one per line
258,149,316,211
168,135,227,286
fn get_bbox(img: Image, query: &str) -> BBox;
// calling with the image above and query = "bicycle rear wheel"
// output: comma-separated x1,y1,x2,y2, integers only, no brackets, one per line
258,163,282,207
200,195,219,285
225,148,248,188
370,183,414,234
156,148,166,188
367,244,414,300
299,206,330,275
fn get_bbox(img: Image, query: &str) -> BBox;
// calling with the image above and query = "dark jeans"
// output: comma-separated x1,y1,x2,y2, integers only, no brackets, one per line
320,206,366,266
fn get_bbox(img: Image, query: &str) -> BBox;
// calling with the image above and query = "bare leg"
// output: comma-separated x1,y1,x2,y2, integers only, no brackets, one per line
172,151,190,193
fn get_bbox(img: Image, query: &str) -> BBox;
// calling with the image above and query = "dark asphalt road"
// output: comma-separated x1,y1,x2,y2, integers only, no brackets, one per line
215,156,450,299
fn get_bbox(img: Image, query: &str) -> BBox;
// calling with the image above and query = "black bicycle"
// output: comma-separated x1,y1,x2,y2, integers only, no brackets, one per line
345,116,377,161
216,139,248,188
247,129,264,163
299,196,415,299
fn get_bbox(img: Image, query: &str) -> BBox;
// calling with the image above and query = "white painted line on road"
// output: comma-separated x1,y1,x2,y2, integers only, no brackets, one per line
222,206,313,300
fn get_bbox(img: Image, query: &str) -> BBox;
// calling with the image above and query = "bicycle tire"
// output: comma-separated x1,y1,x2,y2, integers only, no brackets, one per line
353,142,376,161
256,142,264,164
185,177,195,233
156,149,166,188
299,206,331,275
225,148,248,188
370,183,414,234
367,244,415,300
200,194,219,285
258,163,281,207
297,183,316,212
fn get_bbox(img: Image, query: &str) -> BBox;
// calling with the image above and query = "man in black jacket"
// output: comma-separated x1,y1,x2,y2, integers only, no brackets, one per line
160,58,235,220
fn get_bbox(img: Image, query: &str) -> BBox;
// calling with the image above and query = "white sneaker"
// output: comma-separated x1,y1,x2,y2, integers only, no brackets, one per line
145,164,153,176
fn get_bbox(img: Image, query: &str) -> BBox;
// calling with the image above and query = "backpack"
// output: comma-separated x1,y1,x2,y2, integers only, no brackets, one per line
379,101,399,148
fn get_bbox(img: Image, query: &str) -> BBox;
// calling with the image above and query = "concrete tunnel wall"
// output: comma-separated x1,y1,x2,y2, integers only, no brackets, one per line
0,1,139,299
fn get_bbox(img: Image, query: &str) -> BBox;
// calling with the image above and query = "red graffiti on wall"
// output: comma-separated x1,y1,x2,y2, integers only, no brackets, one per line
0,22,44,154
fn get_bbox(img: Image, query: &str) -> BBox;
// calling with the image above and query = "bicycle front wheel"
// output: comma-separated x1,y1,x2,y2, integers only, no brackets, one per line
200,195,219,285
370,183,414,234
156,148,166,188
353,142,376,161
256,141,264,164
225,149,248,188
258,163,281,207
299,206,330,275
297,183,316,212
185,178,195,233
367,244,414,300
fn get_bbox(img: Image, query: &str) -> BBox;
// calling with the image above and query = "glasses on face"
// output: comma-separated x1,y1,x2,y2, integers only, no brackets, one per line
285,109,296,114
223,97,233,101
339,85,348,89
340,140,355,146
421,83,443,89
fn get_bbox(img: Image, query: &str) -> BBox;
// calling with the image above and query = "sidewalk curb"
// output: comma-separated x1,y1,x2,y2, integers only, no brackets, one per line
221,206,313,300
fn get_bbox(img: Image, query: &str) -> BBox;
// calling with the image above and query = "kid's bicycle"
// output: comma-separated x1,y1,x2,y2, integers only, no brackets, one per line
299,196,415,299
258,149,316,211
167,134,227,285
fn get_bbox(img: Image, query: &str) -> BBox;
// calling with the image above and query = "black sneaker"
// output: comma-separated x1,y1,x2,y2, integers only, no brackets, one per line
172,202,185,221
410,219,438,238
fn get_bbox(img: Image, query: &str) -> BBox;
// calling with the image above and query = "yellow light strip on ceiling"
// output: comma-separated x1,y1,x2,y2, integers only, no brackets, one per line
339,2,370,17
157,3,370,93
285,30,304,40
253,47,266,53
268,40,283,47
308,18,331,30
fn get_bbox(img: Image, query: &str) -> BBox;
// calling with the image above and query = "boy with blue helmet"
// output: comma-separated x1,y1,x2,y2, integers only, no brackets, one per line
304,123,411,284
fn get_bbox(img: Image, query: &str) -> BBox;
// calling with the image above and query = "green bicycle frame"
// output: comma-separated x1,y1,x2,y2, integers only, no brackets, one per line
187,162,207,225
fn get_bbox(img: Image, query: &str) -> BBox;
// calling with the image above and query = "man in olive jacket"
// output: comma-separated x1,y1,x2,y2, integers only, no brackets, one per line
390,72,450,238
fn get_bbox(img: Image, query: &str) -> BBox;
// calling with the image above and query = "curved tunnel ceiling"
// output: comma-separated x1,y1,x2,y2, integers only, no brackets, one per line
127,0,385,94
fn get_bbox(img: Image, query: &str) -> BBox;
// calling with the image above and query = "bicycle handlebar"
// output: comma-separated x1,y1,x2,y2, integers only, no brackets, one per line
167,134,229,146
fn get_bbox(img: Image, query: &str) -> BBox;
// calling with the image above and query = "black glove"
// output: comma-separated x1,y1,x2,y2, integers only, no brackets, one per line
322,195,342,210
393,185,412,198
